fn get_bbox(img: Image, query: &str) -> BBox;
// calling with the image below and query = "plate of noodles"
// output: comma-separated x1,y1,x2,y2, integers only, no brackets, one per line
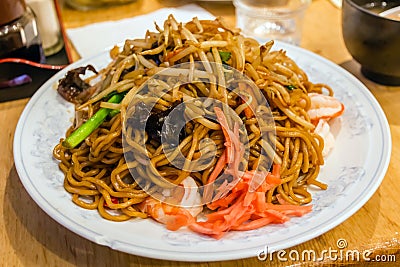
14,16,391,261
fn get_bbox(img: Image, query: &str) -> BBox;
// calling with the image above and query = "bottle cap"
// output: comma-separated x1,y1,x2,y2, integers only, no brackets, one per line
0,0,27,26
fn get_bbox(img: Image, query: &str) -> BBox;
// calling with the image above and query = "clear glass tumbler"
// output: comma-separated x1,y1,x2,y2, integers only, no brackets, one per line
233,0,311,45
27,0,64,56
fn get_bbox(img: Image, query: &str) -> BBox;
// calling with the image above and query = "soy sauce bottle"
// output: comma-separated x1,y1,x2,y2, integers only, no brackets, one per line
0,0,45,63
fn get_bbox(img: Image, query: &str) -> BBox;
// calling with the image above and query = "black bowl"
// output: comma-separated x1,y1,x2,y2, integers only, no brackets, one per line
342,0,400,85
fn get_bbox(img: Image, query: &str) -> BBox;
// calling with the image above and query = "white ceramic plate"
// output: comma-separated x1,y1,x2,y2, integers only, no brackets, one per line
14,41,391,262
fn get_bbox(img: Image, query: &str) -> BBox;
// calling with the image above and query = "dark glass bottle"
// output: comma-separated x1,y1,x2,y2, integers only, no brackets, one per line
0,0,45,63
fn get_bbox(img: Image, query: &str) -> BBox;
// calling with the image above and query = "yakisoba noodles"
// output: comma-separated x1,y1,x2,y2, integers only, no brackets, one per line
53,16,342,231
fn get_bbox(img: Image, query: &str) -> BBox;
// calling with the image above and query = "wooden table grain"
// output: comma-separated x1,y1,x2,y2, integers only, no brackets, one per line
1,0,399,266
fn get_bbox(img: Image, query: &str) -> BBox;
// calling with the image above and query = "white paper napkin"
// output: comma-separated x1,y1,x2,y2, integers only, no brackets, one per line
66,4,215,58
329,0,342,8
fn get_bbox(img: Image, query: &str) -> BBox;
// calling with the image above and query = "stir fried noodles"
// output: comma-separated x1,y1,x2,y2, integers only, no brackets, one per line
53,15,343,236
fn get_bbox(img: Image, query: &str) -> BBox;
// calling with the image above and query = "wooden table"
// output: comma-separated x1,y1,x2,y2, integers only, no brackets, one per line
1,0,399,266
